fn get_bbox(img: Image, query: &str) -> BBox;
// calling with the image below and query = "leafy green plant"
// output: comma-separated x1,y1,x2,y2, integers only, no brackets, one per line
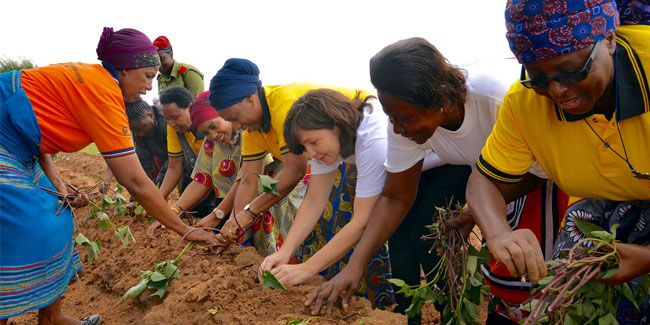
521,220,650,325
285,316,321,325
87,184,136,247
120,242,195,303
75,232,101,263
257,175,279,195
261,270,287,291
389,203,490,324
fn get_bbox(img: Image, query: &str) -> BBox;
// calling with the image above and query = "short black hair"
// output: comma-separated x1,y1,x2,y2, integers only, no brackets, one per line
369,37,467,110
159,86,194,109
125,100,153,122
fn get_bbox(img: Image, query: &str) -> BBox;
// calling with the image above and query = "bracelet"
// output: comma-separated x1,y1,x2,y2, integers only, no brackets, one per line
171,206,180,214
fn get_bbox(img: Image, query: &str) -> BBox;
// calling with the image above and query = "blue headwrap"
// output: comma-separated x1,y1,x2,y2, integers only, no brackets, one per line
209,58,262,110
505,0,620,63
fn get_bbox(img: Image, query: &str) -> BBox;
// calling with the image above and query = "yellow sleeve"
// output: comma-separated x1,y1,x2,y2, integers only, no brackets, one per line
241,131,268,161
271,99,293,155
166,125,183,157
476,95,535,184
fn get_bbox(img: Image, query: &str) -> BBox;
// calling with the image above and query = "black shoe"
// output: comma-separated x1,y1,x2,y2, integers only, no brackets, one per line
81,314,101,325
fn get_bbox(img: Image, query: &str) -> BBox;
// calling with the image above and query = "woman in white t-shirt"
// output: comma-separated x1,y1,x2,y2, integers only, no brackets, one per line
303,37,568,324
259,88,395,307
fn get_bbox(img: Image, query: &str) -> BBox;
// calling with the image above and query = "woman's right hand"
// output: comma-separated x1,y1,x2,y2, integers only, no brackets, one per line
194,212,219,229
183,227,221,246
486,228,546,283
260,250,291,273
146,220,166,235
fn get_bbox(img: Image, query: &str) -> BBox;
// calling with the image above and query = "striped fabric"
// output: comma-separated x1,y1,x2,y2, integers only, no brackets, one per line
0,240,81,318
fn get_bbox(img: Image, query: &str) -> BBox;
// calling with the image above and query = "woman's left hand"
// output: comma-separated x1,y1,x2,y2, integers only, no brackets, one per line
600,242,650,285
53,182,89,208
271,263,317,287
220,211,253,243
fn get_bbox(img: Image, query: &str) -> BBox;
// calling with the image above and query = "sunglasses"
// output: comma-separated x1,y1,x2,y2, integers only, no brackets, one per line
520,42,600,89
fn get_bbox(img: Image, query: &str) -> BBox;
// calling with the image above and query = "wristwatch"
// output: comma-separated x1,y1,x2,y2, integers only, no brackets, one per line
243,203,259,219
212,207,225,220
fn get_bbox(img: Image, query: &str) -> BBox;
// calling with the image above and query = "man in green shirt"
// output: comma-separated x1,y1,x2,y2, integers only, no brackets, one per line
153,35,204,98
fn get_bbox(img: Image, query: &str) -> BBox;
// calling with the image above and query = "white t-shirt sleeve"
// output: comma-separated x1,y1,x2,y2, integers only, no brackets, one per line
355,136,387,198
384,124,428,173
310,157,341,175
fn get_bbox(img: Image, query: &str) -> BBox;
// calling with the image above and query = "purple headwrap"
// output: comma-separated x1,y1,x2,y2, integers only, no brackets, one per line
96,27,161,70
505,0,620,63
209,58,262,111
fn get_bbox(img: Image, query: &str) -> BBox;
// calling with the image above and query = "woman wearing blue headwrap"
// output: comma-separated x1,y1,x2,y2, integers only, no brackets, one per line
208,58,394,308
465,0,649,323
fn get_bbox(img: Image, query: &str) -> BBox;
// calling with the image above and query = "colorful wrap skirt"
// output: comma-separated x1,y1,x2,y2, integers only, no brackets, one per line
0,71,82,319
553,198,650,324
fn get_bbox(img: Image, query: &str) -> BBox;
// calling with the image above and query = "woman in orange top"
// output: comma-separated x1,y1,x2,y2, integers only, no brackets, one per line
0,27,217,325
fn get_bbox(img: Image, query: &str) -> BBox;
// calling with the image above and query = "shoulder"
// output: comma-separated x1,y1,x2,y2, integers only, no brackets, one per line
177,62,203,77
357,98,388,143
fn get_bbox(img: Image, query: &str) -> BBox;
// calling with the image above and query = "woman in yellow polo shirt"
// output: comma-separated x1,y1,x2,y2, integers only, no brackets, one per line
206,58,394,308
466,0,649,322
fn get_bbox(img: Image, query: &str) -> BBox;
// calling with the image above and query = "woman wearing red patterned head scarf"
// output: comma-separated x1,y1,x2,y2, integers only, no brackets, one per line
0,27,218,324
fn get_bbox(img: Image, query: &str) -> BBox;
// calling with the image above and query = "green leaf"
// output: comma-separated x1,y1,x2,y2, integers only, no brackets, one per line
75,233,100,263
103,195,115,205
261,270,286,291
116,225,136,247
598,313,617,325
257,175,280,195
161,261,180,279
387,278,407,288
119,278,148,303
148,279,169,298
285,317,307,325
149,271,167,282
134,204,144,216
466,255,478,276
600,266,619,280
573,218,607,239
537,275,554,286
590,230,615,242
621,283,639,310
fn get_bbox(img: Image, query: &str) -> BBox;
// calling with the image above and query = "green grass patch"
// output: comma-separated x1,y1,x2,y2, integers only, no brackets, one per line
79,143,100,155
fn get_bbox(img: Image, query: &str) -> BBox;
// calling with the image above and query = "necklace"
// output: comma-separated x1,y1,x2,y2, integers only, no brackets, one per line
584,119,650,180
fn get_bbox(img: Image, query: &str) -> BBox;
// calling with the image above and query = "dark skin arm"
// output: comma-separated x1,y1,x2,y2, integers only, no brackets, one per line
219,152,308,244
38,154,88,207
158,156,183,200
105,154,218,245
305,160,423,316
466,168,546,283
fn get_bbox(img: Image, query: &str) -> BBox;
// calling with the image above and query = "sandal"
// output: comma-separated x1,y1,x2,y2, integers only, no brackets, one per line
81,314,101,325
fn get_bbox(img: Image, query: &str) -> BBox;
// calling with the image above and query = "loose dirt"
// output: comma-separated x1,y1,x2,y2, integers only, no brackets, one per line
8,152,406,325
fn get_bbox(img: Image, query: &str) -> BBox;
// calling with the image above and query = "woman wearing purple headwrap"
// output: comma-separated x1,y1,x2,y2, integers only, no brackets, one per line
466,0,649,323
0,27,218,324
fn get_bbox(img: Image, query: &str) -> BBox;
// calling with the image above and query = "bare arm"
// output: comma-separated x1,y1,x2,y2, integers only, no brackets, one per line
38,154,66,192
466,168,546,282
260,172,335,271
174,180,211,212
158,156,183,200
105,154,218,245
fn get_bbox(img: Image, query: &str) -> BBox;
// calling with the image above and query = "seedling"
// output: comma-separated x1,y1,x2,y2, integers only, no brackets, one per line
75,232,101,263
521,220,650,324
261,270,287,291
257,174,280,196
87,184,136,247
389,202,490,324
120,242,195,303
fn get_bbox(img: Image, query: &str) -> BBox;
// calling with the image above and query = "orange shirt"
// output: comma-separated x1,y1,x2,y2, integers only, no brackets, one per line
21,63,134,158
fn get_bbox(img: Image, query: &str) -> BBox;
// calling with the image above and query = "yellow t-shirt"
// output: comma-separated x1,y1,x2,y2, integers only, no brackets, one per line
166,125,203,158
477,25,650,201
241,82,372,161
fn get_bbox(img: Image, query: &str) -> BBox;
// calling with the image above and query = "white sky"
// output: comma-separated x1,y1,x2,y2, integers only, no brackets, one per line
1,0,520,104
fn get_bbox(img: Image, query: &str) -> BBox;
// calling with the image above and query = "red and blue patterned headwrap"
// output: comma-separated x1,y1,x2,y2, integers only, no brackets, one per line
96,27,161,70
505,0,620,63
617,0,650,25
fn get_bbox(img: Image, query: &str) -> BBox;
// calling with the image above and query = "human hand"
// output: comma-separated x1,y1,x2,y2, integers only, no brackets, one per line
221,211,253,243
146,221,166,235
304,262,363,316
271,263,317,287
63,184,89,208
194,213,220,229
445,208,475,240
486,228,546,283
260,251,291,273
183,227,221,247
599,242,650,285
